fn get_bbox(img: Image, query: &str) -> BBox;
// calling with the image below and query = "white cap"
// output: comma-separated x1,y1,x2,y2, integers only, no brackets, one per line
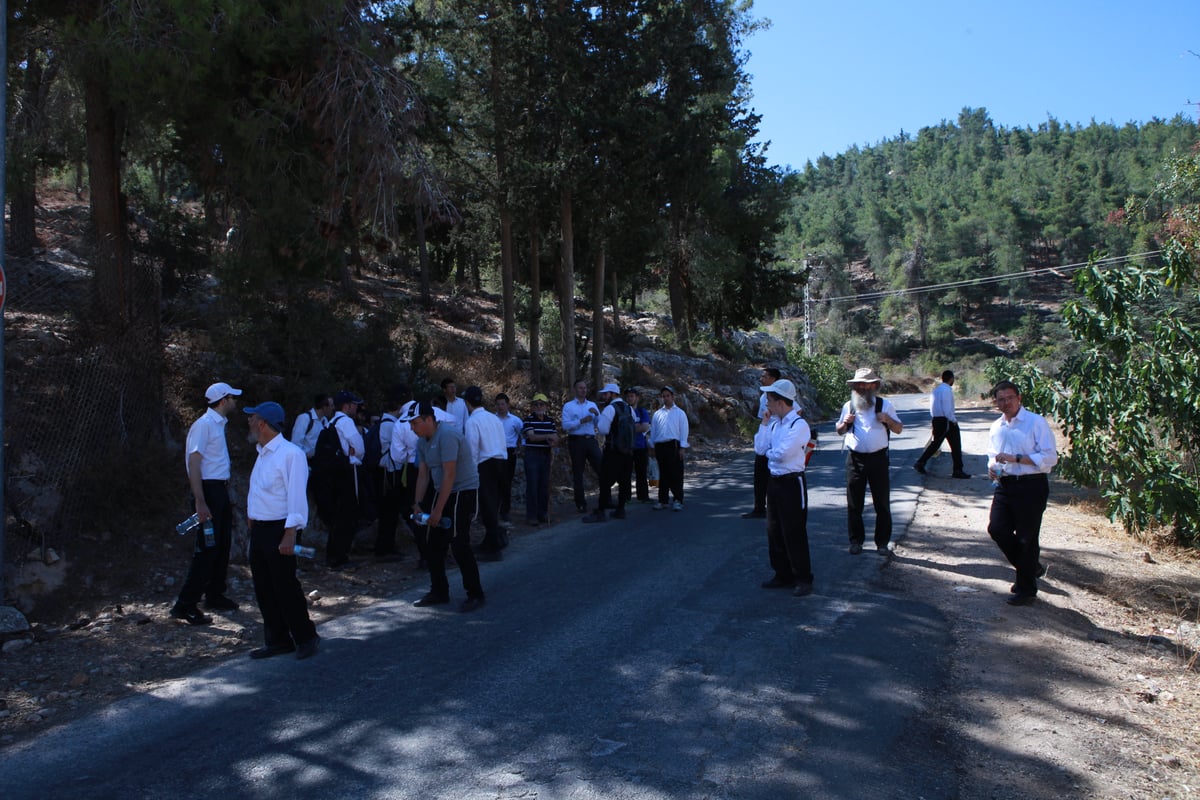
600,383,621,395
205,382,243,403
761,379,797,401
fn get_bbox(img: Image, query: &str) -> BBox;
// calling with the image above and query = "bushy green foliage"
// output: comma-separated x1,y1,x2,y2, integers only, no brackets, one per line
787,350,850,418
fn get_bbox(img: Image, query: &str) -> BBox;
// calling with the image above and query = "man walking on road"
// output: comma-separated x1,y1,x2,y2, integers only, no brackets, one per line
836,368,903,555
754,379,815,597
986,380,1058,606
650,385,689,511
914,370,969,479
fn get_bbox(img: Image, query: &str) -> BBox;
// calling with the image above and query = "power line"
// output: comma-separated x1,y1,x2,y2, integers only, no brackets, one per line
814,250,1162,305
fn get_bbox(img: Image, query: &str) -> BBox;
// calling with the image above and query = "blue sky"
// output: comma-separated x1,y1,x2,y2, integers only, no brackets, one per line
743,0,1200,171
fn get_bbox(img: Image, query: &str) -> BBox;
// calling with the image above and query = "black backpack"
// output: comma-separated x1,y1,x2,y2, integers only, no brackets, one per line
363,415,395,470
608,400,635,456
286,409,317,443
313,412,351,471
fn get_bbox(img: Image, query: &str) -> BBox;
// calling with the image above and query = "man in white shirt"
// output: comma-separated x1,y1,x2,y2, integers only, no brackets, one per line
440,377,469,432
463,386,509,559
562,379,603,512
754,379,814,597
243,401,319,660
325,390,365,570
914,370,969,479
291,393,333,461
649,385,690,511
986,380,1058,606
171,381,242,626
742,368,780,519
494,393,525,524
835,368,903,555
372,387,408,562
584,383,633,523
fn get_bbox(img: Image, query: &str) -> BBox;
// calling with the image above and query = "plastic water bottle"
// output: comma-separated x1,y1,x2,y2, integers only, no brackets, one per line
176,513,201,536
202,520,216,547
991,462,1004,489
411,512,454,529
293,545,317,558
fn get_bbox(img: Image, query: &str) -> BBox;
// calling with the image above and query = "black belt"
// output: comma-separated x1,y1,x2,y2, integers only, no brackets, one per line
569,434,594,439
850,448,888,456
769,471,804,481
656,440,679,446
999,473,1047,484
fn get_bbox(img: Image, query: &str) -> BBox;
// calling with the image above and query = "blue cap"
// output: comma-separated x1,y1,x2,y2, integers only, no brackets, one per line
245,402,286,431
334,390,364,407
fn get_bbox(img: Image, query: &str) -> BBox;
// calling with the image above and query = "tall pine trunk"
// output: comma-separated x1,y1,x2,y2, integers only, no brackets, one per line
590,244,605,392
557,186,577,389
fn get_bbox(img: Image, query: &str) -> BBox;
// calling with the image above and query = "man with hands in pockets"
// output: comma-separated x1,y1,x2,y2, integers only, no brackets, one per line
754,379,815,597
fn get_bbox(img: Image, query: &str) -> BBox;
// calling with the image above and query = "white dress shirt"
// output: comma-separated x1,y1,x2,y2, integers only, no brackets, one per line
290,408,325,459
442,397,469,432
330,411,365,466
987,407,1058,476
650,405,690,448
754,408,810,474
247,434,309,529
390,411,420,467
929,382,957,423
465,407,509,462
838,398,896,453
185,407,231,480
497,412,525,448
562,398,601,436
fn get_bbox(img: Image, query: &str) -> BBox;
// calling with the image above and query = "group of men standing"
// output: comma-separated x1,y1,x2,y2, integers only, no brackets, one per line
748,366,1058,608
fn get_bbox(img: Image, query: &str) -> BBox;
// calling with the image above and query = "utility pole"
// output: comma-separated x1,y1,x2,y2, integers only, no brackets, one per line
803,258,815,356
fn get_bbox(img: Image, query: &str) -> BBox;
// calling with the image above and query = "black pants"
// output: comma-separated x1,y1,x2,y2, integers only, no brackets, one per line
500,448,518,520
654,441,685,504
568,435,602,510
177,480,232,607
477,457,507,551
374,467,404,556
326,466,360,565
598,448,633,511
988,474,1049,596
766,472,812,584
916,417,964,472
845,449,892,547
419,489,484,600
631,447,650,501
248,520,317,649
751,454,769,513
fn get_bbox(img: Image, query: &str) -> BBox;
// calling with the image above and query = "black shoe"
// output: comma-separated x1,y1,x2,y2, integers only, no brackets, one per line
792,582,814,597
760,576,793,589
460,596,486,613
204,595,240,612
952,471,971,479
581,510,607,523
326,558,350,571
295,636,321,660
1007,593,1037,606
877,544,892,555
476,550,503,562
741,509,767,519
538,517,550,525
913,463,926,475
848,542,863,555
170,605,213,626
612,507,626,520
526,518,540,526
413,593,450,607
576,503,587,513
250,643,295,659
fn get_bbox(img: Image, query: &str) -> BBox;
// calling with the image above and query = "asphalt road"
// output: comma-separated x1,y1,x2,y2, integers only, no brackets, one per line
1,395,960,800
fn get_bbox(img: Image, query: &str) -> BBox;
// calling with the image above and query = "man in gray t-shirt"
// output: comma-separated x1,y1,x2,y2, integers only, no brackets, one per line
409,401,485,612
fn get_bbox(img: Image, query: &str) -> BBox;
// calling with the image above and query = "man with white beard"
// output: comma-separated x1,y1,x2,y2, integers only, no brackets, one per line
835,368,904,555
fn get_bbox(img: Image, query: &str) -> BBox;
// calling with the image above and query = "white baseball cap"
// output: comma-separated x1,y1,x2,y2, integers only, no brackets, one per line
761,379,797,401
205,382,243,403
600,383,621,395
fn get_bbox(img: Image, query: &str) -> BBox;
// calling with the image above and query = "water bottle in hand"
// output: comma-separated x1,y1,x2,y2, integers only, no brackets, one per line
202,520,216,547
293,545,317,558
411,512,454,529
175,513,201,536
